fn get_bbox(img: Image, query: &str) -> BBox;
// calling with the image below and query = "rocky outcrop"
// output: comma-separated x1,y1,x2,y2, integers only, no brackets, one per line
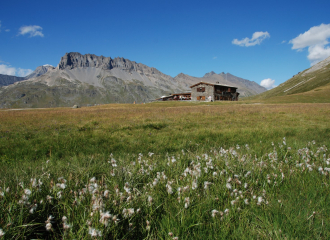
58,52,170,79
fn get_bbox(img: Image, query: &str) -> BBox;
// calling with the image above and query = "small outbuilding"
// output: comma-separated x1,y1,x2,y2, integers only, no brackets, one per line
190,82,239,101
156,92,191,101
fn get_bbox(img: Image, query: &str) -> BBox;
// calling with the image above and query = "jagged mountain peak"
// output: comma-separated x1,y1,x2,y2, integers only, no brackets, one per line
203,71,217,78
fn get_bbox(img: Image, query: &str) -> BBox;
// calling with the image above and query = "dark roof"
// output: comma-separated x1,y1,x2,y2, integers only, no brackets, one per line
171,92,191,96
190,81,237,89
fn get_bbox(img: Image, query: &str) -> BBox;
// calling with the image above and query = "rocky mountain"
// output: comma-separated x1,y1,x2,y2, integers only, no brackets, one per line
25,65,54,79
0,53,187,108
0,52,266,108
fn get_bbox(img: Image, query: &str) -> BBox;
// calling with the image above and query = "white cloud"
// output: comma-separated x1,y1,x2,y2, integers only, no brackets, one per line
17,68,33,77
18,25,44,37
213,56,217,59
232,31,270,47
0,64,33,77
5,29,10,32
281,40,286,44
260,78,277,90
0,64,16,76
289,23,330,65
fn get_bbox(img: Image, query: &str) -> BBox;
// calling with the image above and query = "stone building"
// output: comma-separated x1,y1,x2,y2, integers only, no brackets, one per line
190,82,239,101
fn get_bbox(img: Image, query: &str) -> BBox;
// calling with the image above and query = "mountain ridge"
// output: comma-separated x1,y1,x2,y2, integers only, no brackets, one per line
0,52,267,108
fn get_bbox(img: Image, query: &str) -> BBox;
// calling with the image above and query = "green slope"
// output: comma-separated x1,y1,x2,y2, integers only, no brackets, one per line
247,57,330,103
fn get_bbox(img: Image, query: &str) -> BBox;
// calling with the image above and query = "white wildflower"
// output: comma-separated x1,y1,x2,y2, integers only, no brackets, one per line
184,197,190,208
124,182,131,193
153,178,158,186
100,211,112,226
192,179,198,190
112,215,119,224
63,222,71,230
45,223,52,231
211,209,219,218
204,181,212,190
110,158,117,167
226,183,232,190
46,195,53,203
57,191,62,199
45,215,54,231
104,190,110,198
31,178,37,188
88,227,102,237
146,220,151,231
166,183,173,194
148,196,153,204
24,189,32,196
29,204,37,214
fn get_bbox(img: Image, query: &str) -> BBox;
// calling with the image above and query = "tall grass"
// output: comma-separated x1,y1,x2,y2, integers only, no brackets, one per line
0,102,330,239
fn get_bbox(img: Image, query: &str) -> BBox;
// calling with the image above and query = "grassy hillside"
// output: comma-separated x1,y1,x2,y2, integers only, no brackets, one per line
246,58,330,103
0,102,330,239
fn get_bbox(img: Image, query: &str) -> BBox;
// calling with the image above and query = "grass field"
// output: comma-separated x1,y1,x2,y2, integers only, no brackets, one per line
1,101,330,239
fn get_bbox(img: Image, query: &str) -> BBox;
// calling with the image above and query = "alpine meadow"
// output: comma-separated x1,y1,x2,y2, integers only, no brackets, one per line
1,1,330,238
0,101,330,239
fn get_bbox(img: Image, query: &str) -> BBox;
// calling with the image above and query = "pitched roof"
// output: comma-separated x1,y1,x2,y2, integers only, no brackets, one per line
190,81,237,89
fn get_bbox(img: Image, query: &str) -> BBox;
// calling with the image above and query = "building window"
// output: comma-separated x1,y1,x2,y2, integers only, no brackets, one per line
197,96,205,100
197,87,205,92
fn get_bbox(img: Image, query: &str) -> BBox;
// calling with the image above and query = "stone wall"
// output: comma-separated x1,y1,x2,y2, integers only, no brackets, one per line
191,83,214,101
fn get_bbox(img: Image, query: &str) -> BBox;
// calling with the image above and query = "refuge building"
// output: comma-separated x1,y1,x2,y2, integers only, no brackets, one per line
190,82,239,101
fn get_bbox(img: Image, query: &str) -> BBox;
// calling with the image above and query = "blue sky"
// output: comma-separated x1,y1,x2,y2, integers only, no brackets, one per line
1,0,330,89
